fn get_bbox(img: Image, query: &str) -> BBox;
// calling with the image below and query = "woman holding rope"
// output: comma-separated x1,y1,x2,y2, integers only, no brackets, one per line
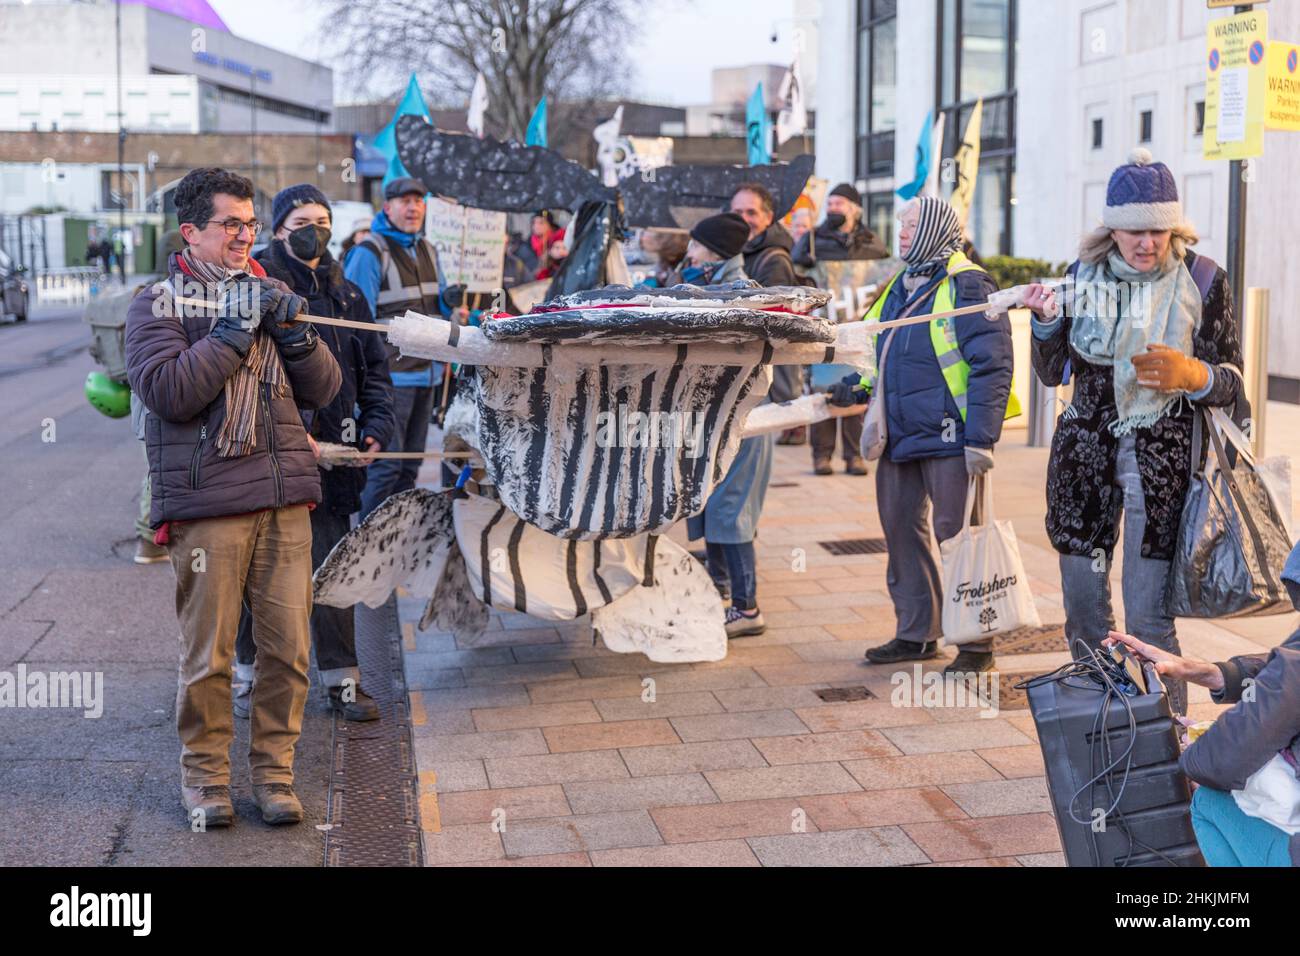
829,196,1016,677
1024,149,1243,717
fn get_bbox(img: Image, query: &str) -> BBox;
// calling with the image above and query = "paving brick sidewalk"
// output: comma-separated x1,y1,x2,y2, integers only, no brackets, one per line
402,412,1300,867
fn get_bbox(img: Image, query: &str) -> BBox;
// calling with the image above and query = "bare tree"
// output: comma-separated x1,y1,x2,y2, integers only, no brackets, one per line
322,0,635,144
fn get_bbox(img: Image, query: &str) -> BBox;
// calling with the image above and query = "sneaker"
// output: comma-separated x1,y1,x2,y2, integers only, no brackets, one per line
813,456,833,476
845,456,870,476
327,684,380,722
864,637,939,664
724,606,766,638
181,784,234,829
943,649,996,676
252,782,303,825
776,427,807,446
134,537,168,564
232,681,252,720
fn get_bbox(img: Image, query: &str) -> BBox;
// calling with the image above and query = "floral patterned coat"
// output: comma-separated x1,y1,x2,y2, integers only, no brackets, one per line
1030,251,1243,561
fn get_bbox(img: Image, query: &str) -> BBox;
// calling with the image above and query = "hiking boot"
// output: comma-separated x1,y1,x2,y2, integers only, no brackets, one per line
328,684,380,722
181,784,234,829
813,456,833,476
864,637,939,664
232,680,252,720
724,606,766,638
944,649,996,676
845,456,870,476
252,783,303,825
134,537,168,564
776,426,807,445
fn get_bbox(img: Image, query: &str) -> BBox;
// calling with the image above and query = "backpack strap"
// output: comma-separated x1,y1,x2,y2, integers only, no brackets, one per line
1188,252,1218,301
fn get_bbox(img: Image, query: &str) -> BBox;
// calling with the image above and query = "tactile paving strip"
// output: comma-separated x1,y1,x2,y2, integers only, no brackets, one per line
323,596,423,867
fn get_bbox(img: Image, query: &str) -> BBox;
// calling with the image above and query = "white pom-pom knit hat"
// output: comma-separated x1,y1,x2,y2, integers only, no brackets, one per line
1102,147,1183,231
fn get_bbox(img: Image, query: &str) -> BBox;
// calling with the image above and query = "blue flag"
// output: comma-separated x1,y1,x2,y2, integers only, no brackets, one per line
897,110,933,200
374,74,432,188
526,97,548,147
746,83,770,165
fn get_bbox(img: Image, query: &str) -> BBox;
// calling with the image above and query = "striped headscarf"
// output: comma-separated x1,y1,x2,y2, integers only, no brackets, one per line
900,196,965,275
179,247,288,457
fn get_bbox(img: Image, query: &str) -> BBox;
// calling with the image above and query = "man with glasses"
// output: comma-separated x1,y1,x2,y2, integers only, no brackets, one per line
125,167,342,829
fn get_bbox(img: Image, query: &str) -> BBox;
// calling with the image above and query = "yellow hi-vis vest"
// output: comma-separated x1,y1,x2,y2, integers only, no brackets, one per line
862,251,1022,422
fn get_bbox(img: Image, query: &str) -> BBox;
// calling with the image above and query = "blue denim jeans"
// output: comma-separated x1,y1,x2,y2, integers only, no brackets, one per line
359,384,437,521
1058,435,1185,714
1190,786,1295,867
706,541,758,611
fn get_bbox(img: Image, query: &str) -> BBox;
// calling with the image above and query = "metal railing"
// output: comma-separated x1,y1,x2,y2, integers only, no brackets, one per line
33,268,108,307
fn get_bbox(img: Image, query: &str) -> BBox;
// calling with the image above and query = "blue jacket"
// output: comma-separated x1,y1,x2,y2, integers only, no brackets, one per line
343,209,452,388
873,267,1012,461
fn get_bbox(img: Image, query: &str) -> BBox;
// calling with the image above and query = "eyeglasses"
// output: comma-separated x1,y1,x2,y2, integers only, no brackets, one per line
203,218,264,238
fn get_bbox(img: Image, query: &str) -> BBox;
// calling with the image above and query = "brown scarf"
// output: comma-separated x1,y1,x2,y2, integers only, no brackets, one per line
180,247,288,457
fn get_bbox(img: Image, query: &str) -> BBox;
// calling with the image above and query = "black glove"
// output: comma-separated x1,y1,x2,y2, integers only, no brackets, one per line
828,374,867,407
209,286,260,356
209,312,256,356
259,291,315,358
441,284,466,309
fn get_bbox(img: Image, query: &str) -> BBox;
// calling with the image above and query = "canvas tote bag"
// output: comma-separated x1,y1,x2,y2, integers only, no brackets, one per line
940,476,1042,645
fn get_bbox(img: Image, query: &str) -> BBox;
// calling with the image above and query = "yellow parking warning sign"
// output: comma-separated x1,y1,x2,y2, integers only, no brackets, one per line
1266,40,1300,131
1204,9,1268,160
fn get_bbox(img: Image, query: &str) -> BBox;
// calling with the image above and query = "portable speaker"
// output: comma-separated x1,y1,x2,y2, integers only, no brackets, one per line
1025,659,1205,867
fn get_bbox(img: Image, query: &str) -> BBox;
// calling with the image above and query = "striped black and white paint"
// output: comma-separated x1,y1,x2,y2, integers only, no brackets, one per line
473,350,773,540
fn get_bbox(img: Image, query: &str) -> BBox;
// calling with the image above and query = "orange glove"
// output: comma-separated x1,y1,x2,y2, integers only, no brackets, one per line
1131,344,1209,393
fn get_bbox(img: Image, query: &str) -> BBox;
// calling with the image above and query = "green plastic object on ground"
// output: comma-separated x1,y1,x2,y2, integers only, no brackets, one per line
85,371,131,418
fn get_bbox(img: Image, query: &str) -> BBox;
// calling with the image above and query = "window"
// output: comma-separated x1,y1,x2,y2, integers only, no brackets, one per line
1092,117,1104,149
1132,93,1157,151
854,1,898,180
935,0,1018,255
867,191,895,250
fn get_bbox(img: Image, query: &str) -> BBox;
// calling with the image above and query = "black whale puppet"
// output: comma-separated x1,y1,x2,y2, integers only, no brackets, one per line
393,113,815,230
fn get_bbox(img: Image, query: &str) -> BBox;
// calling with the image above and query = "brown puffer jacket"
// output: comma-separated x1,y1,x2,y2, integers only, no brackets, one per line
125,253,342,527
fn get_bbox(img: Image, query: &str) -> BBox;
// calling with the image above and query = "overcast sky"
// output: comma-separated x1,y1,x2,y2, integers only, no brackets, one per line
207,0,798,106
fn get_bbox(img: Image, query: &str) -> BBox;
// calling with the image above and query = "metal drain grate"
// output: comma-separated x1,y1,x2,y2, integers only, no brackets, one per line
323,594,423,866
814,686,876,703
819,537,888,556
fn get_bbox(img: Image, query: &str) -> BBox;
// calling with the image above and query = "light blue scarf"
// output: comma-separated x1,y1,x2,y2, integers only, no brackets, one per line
1069,251,1202,435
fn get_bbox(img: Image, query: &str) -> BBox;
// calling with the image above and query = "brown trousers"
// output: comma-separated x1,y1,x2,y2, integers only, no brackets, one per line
168,506,312,786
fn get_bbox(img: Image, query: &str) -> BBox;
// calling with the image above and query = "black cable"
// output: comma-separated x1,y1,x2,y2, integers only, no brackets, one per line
1017,639,1186,867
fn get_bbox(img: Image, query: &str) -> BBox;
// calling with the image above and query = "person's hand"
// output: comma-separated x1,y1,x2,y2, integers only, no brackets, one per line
454,306,471,326
1104,630,1224,691
259,290,315,357
828,382,864,407
964,445,994,476
356,436,381,467
211,282,262,356
209,310,258,356
1131,344,1208,393
1022,282,1060,320
307,434,321,460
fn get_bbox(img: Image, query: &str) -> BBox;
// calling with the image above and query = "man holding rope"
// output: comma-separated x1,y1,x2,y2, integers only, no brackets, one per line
345,177,465,517
125,167,342,828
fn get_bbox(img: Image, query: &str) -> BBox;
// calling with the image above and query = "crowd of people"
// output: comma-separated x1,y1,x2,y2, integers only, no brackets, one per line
120,153,1298,868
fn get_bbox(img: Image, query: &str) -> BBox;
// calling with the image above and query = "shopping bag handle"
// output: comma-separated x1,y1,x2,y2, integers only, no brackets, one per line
960,474,995,532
